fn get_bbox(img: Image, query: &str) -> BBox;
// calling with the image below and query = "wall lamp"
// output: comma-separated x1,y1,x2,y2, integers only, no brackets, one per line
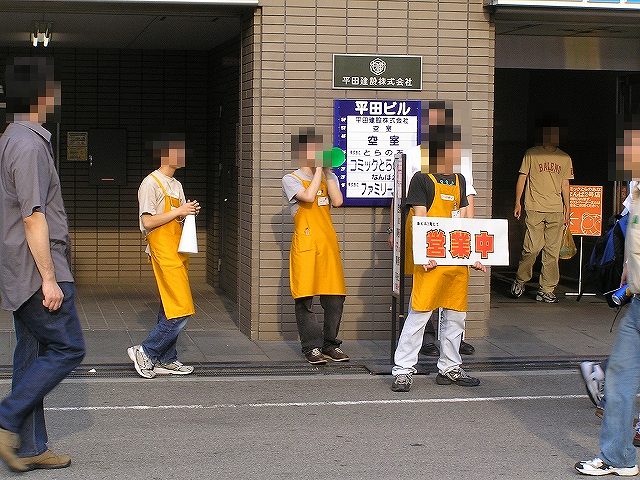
31,22,52,47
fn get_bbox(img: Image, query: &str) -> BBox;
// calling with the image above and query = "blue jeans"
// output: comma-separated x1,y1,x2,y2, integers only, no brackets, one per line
599,296,640,467
141,307,189,364
0,282,85,457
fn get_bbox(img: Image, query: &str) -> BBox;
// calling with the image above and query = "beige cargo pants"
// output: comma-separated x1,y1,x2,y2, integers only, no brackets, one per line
515,210,564,293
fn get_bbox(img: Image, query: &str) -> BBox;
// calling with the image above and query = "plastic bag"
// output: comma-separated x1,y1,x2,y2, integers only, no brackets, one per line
559,226,577,260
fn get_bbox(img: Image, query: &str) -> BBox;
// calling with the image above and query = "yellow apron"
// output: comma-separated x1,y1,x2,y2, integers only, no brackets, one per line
145,174,195,319
288,172,346,299
411,173,469,312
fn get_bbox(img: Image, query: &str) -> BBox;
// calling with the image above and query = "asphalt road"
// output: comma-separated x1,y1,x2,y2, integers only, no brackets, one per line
0,369,619,479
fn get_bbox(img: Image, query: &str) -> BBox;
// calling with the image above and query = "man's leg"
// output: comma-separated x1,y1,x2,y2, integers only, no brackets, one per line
515,210,545,285
294,297,323,354
598,298,640,468
141,306,189,364
392,302,432,376
437,309,465,375
539,211,564,294
0,283,85,456
319,295,344,349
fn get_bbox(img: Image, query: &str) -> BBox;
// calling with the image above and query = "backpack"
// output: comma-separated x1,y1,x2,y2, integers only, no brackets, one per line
586,214,628,306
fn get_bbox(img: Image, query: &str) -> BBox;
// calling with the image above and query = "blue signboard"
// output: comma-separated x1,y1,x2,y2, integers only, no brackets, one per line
333,99,421,207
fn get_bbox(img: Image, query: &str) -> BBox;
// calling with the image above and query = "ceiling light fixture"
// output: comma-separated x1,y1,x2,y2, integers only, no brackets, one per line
31,22,52,47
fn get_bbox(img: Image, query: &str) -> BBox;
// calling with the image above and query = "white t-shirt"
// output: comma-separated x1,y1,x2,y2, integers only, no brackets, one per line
403,145,476,196
625,182,640,293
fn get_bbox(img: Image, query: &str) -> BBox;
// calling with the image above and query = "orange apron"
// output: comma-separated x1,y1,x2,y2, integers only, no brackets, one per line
411,173,469,312
145,174,195,319
288,172,346,299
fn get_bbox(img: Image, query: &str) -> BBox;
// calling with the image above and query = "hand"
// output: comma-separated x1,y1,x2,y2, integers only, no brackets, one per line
42,279,63,312
472,261,487,273
514,204,521,220
422,260,438,271
564,210,570,226
178,200,200,217
621,264,628,287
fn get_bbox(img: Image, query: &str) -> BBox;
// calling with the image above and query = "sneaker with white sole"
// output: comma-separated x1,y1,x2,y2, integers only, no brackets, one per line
536,290,559,303
436,367,480,387
580,361,605,407
391,373,413,392
154,361,194,375
510,281,524,298
127,345,156,379
575,457,639,476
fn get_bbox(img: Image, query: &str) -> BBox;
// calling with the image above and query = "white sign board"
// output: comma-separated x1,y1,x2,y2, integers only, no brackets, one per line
412,217,509,266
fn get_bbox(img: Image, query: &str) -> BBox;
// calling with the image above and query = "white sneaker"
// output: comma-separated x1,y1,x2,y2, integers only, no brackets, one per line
154,361,194,375
127,345,156,379
575,457,639,476
580,361,605,407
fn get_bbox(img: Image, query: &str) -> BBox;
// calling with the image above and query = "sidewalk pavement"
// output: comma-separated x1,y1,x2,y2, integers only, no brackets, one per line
0,279,619,369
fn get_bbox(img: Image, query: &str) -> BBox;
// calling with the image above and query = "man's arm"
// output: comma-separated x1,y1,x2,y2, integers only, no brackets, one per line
23,211,63,311
561,178,570,225
463,195,475,218
324,168,343,207
293,167,323,203
141,201,199,231
514,173,527,219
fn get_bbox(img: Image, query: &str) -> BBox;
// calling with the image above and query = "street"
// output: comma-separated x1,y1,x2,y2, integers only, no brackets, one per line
0,369,614,479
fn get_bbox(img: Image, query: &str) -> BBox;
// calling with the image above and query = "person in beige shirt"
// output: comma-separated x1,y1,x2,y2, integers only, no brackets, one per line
511,120,573,303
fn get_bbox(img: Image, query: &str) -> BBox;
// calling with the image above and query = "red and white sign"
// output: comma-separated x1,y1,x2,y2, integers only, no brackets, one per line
412,217,509,266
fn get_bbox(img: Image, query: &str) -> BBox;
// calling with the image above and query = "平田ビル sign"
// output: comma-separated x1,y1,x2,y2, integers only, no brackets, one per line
333,99,420,207
333,54,422,91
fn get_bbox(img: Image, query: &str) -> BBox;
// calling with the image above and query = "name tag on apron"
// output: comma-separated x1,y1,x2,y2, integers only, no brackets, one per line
440,194,454,202
318,196,329,207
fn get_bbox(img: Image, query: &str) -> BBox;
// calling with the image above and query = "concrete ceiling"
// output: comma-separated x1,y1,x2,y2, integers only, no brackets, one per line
0,7,244,50
493,7,640,38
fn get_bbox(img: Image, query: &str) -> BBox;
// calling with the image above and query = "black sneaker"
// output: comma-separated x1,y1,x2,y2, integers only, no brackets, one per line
322,347,350,362
391,373,413,392
459,340,475,355
420,342,440,357
536,291,558,303
436,367,480,387
304,348,327,365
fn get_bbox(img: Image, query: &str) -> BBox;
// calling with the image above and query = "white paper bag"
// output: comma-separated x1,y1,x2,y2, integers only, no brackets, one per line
178,214,198,254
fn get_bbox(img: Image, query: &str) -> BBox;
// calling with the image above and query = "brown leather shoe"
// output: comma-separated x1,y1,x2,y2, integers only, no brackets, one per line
21,450,71,470
0,427,28,472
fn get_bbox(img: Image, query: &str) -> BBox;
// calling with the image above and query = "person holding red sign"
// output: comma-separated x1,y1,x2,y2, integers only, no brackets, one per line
511,116,573,303
391,125,486,392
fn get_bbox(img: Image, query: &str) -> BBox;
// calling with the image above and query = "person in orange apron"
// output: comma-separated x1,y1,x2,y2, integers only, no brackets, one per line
391,125,486,392
128,135,200,379
282,128,349,365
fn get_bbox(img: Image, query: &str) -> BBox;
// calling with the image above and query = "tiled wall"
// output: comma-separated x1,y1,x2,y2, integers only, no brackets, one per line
0,47,216,285
240,0,495,339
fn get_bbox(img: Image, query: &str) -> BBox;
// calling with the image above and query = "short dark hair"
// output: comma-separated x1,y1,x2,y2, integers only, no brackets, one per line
4,57,54,115
291,127,323,152
428,124,461,163
148,132,186,161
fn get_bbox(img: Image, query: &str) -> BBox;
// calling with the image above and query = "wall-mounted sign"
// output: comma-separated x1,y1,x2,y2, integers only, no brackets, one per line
569,185,603,236
333,54,422,91
485,0,640,9
333,99,420,207
66,131,88,162
413,217,510,266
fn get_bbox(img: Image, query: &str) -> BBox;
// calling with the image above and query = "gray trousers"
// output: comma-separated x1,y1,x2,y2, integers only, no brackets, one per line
294,295,344,354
